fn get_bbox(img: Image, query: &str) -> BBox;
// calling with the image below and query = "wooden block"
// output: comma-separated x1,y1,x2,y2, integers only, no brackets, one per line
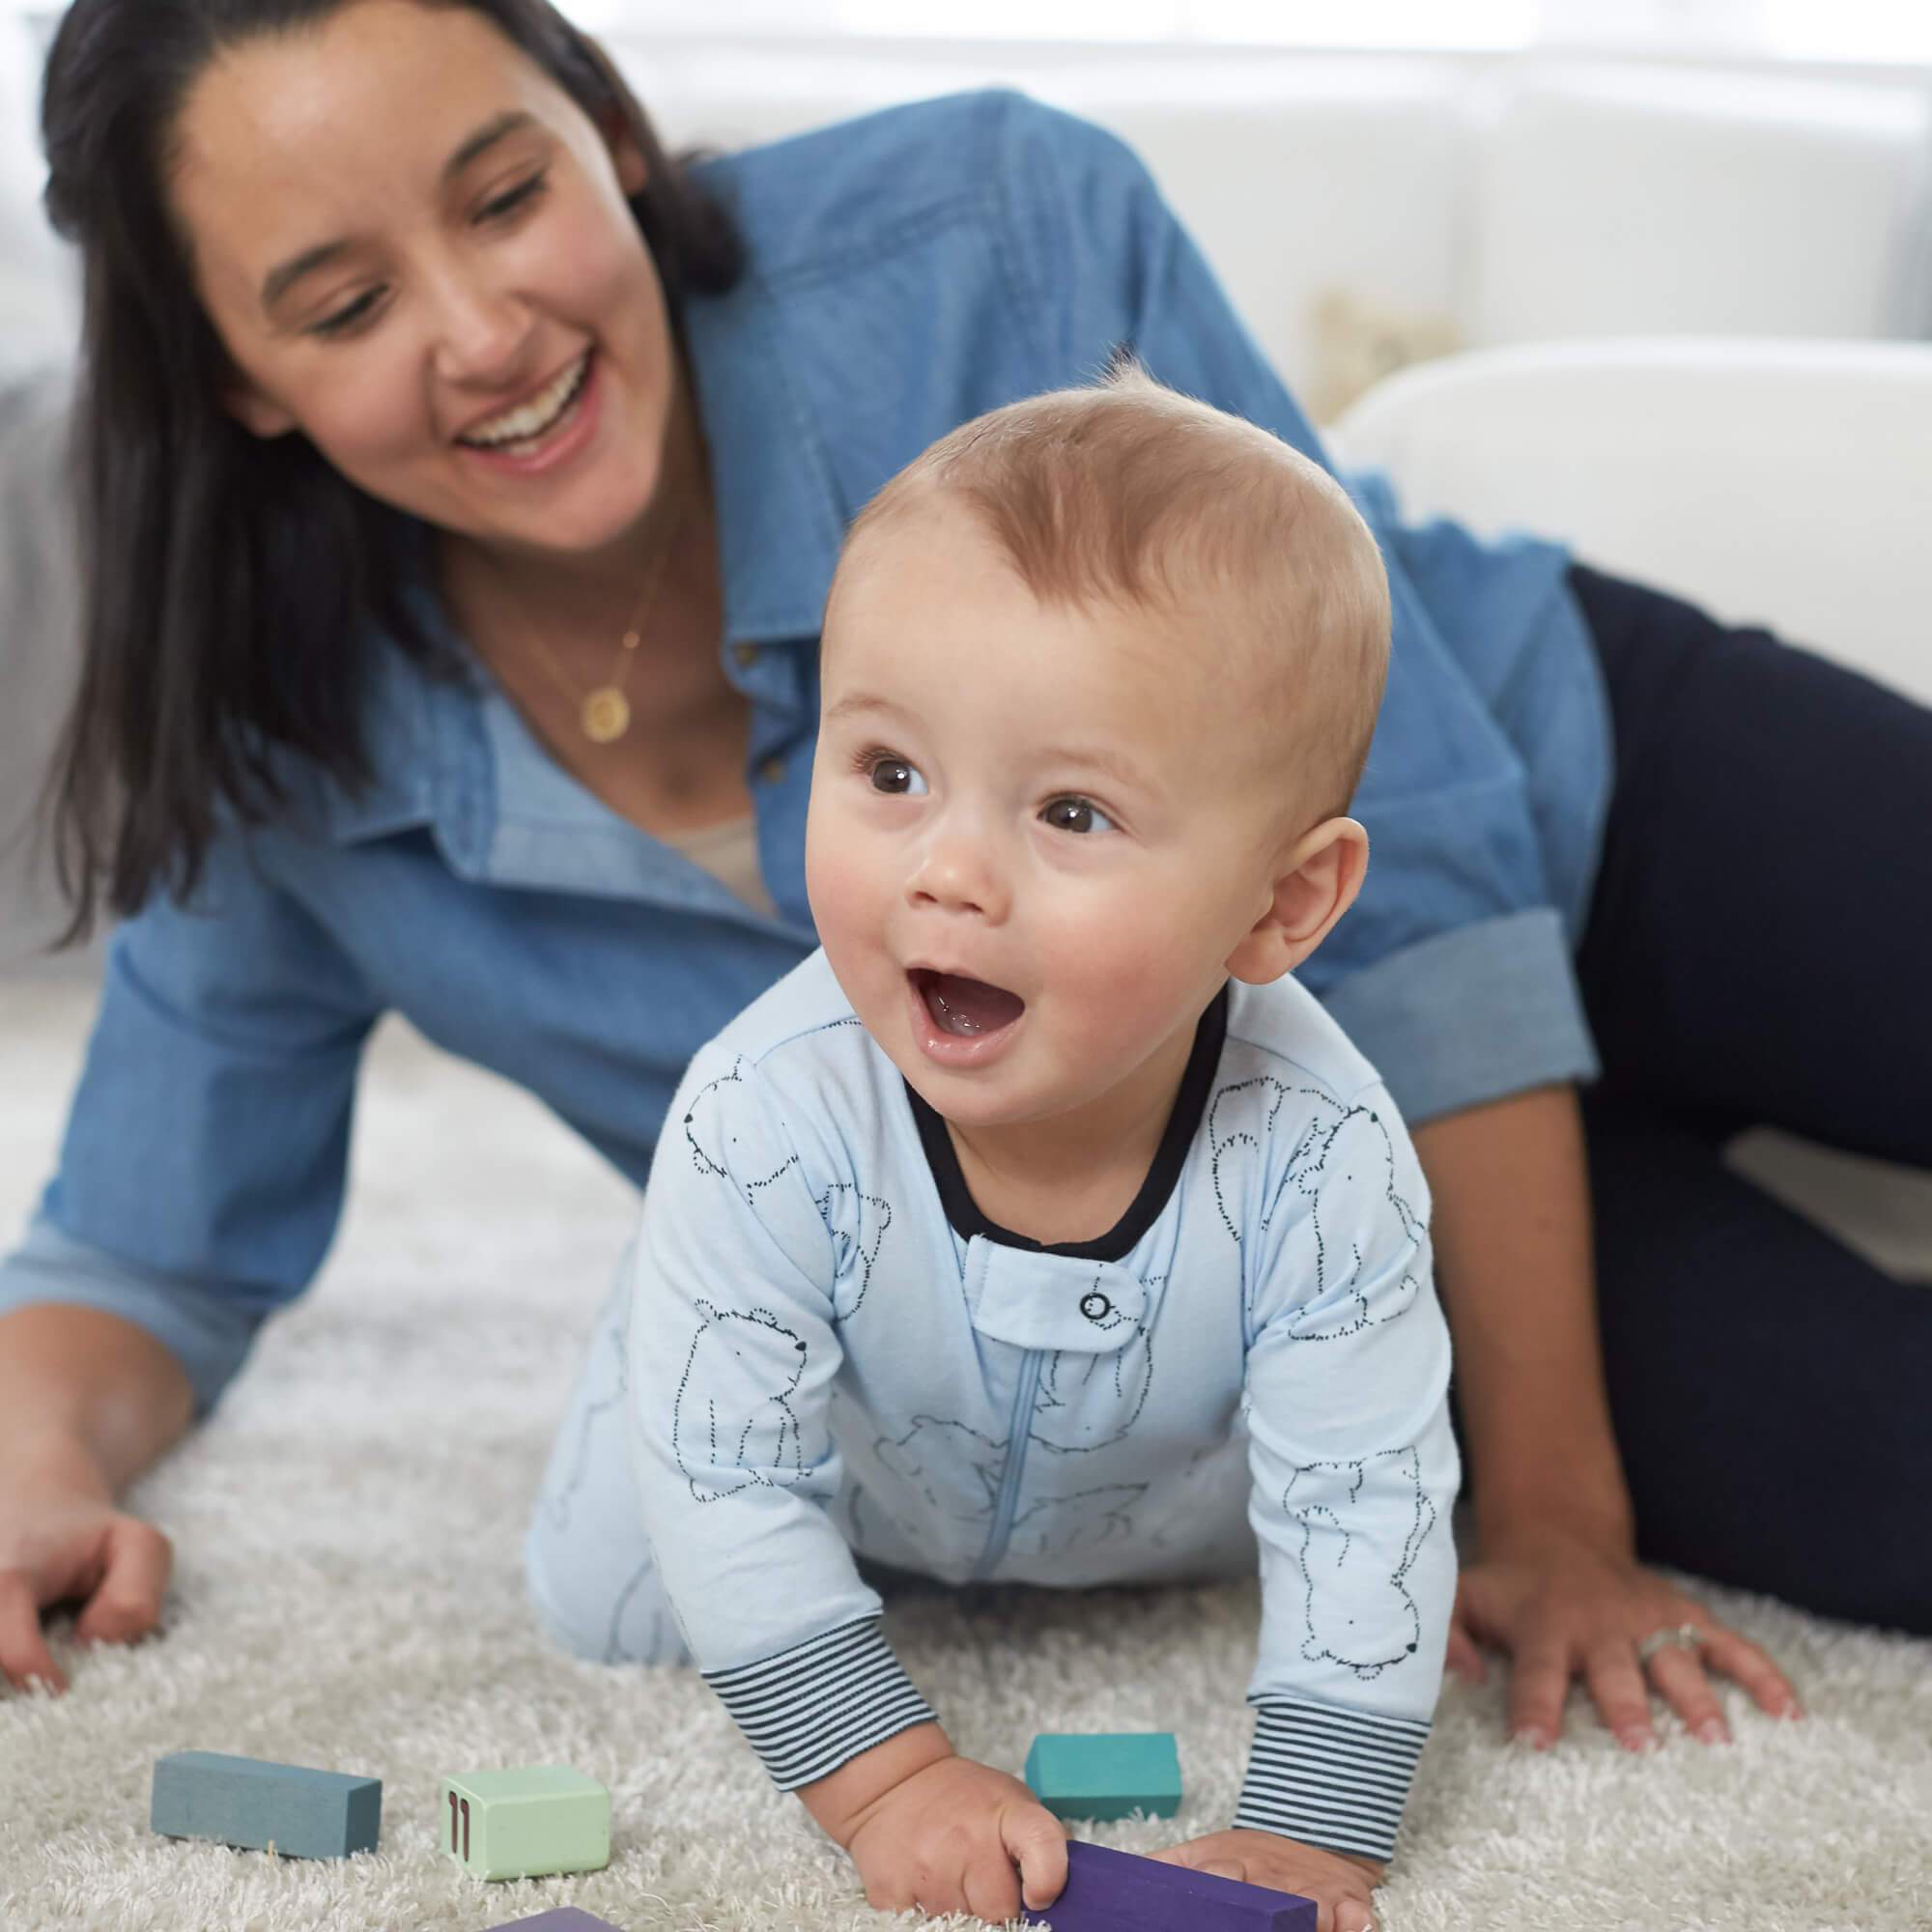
438,1765,611,1882
1023,1839,1317,1932
480,1912,625,1932
1023,1732,1182,1821
150,1749,381,1859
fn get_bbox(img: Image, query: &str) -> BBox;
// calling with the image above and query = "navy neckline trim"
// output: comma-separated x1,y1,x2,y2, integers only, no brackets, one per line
905,983,1231,1264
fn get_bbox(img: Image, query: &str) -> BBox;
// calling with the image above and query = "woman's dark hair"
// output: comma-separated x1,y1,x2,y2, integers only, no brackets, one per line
40,0,744,942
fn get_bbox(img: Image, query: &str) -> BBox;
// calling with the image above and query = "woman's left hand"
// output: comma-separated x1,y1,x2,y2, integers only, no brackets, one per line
1148,1830,1381,1932
1446,1523,1804,1750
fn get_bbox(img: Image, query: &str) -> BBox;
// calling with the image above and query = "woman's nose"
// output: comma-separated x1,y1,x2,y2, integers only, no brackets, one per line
907,835,1009,923
428,270,532,386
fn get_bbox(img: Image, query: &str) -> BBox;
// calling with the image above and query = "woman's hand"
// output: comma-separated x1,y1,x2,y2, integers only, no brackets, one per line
1149,1830,1381,1932
0,1441,173,1694
1447,1521,1803,1750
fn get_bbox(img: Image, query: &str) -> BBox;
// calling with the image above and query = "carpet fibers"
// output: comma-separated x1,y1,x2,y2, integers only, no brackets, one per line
2,982,1928,1932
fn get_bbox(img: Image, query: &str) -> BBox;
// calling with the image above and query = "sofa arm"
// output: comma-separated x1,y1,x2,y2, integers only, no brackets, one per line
1331,336,1932,706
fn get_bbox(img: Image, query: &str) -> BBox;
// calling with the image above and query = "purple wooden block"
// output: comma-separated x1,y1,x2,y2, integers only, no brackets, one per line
479,1912,624,1932
1024,1839,1319,1932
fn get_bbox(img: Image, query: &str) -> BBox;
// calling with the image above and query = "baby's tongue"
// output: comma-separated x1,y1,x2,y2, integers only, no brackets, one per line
925,972,1025,1037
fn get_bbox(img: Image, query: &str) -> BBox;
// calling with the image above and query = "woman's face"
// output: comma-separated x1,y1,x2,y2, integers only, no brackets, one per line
171,0,676,562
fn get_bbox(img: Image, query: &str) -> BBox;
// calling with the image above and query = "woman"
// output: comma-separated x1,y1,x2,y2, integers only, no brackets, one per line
6,0,1927,1800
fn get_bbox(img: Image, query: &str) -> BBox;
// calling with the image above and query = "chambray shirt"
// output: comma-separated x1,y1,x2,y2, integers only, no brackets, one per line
0,90,1610,1416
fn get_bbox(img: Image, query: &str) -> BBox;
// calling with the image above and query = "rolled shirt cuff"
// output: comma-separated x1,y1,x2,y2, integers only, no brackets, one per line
702,1614,937,1791
1234,1699,1432,1863
0,1213,264,1416
1321,908,1600,1126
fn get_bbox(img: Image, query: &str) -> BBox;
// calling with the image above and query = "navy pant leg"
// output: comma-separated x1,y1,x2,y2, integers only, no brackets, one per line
1567,563,1932,1634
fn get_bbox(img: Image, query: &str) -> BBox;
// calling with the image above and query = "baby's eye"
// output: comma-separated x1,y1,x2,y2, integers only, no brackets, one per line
1040,796,1116,836
865,754,928,797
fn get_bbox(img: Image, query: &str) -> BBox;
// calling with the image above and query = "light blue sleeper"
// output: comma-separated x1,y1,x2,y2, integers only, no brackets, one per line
527,949,1459,1861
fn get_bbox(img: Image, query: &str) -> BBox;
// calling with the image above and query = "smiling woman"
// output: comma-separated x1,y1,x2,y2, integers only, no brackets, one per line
42,0,743,936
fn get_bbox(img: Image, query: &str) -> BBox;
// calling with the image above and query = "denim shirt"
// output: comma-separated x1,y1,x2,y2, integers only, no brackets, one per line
0,91,1610,1414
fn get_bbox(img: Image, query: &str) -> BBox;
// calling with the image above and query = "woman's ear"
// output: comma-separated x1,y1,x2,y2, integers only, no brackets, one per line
611,125,649,198
1225,816,1371,986
225,374,298,440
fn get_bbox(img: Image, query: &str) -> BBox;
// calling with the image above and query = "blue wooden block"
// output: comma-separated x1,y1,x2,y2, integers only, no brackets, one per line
150,1749,382,1859
481,1913,625,1932
1024,1732,1182,1821
1024,1839,1317,1932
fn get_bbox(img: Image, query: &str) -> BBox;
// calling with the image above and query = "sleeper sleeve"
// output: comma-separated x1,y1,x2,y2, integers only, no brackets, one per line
624,1051,937,1789
1236,1079,1461,1862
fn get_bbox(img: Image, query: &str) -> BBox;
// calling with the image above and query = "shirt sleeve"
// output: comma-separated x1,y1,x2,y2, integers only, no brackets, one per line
625,1050,937,1788
1236,1079,1462,1862
0,837,380,1415
1000,98,1600,1121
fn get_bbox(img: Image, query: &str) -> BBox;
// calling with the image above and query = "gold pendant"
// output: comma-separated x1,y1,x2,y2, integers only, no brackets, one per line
582,687,632,744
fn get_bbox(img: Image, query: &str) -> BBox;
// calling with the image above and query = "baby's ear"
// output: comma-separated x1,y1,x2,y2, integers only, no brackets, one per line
1226,816,1369,985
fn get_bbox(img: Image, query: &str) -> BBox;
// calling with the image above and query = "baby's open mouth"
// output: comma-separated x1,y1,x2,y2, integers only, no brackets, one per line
908,968,1026,1037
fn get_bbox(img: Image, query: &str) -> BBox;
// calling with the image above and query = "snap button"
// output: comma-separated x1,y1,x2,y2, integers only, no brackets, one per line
1079,1290,1112,1321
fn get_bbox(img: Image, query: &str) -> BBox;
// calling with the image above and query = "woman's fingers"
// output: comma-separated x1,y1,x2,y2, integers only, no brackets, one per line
1581,1636,1657,1750
1642,1641,1729,1744
71,1518,171,1647
1443,1609,1487,1686
1696,1619,1804,1719
0,1574,67,1694
1504,1633,1574,1747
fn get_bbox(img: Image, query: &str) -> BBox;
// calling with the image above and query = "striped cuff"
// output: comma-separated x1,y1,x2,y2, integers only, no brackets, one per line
1234,1699,1431,1862
702,1615,937,1790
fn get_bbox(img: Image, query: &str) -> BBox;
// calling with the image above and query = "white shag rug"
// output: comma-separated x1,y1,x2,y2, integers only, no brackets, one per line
2,979,1929,1932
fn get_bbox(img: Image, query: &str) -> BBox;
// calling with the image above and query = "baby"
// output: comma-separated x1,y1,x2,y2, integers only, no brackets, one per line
531,369,1460,1932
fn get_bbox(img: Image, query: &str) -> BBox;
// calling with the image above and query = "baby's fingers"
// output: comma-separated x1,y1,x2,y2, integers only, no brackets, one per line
1004,1802,1068,1911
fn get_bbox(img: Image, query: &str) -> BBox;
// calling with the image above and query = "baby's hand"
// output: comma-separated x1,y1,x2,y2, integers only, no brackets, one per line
1149,1829,1383,1932
838,1748,1068,1921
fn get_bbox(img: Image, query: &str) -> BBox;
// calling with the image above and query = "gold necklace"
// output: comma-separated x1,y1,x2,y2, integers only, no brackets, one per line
491,521,680,747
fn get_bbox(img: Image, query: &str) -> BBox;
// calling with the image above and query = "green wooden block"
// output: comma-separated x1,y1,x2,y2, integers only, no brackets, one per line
437,1765,611,1882
1023,1732,1182,1822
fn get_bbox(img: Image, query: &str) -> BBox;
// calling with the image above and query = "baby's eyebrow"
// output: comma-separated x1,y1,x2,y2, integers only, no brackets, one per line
822,693,912,727
1034,743,1157,796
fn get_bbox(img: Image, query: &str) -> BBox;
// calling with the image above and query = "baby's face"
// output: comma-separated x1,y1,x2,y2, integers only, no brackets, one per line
807,514,1293,1134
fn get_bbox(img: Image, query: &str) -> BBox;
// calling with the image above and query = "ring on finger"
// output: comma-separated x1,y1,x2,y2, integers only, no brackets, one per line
1635,1622,1705,1665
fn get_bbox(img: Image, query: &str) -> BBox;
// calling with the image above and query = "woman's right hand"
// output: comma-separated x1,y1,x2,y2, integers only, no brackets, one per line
0,1449,173,1694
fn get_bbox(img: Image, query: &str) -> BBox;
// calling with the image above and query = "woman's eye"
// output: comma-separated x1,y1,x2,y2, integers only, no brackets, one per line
865,755,927,797
1041,796,1117,836
310,289,385,339
478,172,549,224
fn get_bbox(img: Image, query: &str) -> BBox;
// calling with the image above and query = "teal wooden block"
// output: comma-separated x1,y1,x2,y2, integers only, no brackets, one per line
1023,1732,1182,1822
438,1765,611,1881
150,1750,382,1859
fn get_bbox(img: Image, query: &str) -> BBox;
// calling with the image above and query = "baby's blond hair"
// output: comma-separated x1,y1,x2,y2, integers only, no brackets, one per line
839,364,1391,823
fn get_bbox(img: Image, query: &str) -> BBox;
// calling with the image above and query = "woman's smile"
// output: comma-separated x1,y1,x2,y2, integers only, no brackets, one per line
454,345,604,476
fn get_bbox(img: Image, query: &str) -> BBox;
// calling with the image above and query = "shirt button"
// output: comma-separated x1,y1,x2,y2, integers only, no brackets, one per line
733,642,760,670
757,754,787,786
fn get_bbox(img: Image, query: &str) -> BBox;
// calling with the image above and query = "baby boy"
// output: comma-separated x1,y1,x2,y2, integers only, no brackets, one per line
530,369,1460,1932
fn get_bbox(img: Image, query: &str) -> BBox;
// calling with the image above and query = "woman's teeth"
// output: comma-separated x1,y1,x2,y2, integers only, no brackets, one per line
460,355,590,451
